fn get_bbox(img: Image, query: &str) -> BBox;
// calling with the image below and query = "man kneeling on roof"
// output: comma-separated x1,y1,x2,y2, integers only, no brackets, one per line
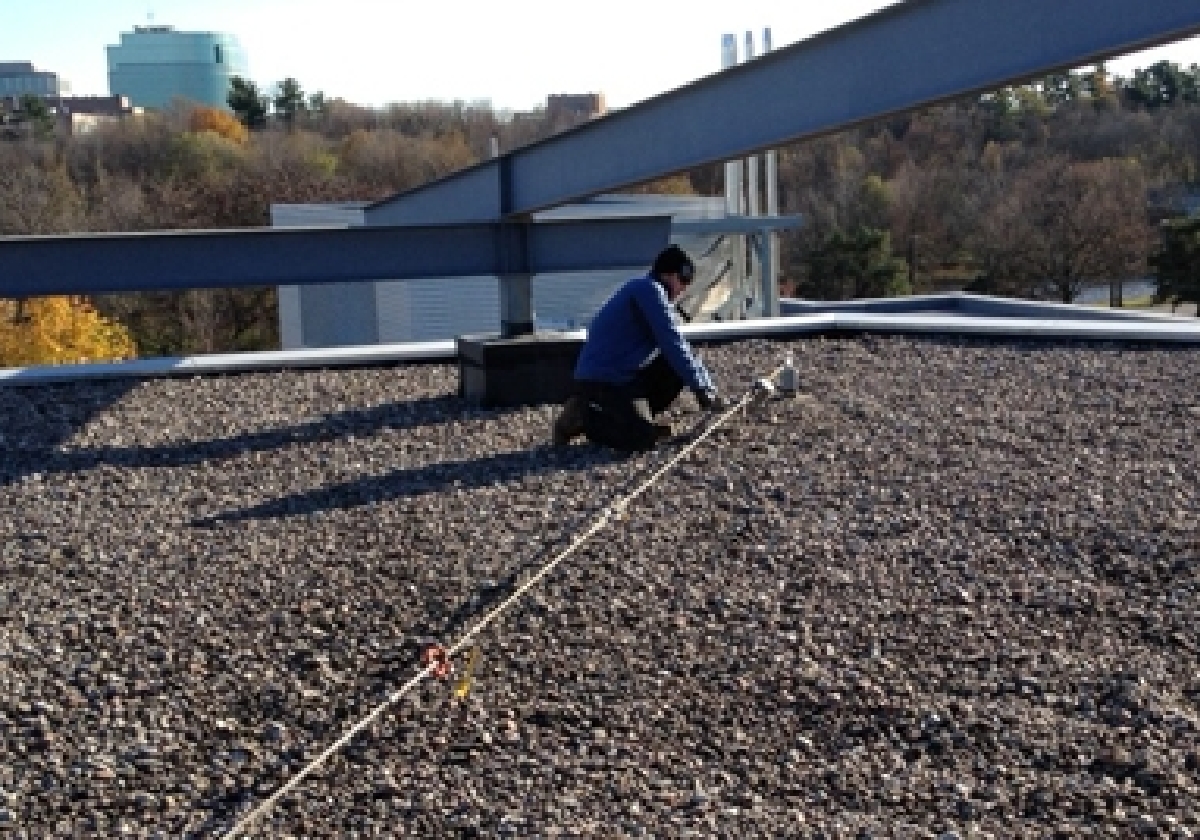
553,244,726,452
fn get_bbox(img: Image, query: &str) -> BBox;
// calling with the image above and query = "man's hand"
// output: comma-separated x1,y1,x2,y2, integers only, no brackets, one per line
696,389,727,412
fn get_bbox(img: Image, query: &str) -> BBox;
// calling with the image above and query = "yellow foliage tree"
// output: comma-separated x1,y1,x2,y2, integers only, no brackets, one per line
187,105,250,145
626,174,696,195
0,297,137,367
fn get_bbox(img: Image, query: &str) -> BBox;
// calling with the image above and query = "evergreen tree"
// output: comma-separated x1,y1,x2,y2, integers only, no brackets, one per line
227,76,267,129
1123,60,1200,109
798,226,911,300
1152,217,1200,314
17,94,55,139
274,78,306,130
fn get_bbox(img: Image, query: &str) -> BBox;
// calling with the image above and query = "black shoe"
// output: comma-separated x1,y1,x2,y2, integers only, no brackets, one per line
553,396,589,446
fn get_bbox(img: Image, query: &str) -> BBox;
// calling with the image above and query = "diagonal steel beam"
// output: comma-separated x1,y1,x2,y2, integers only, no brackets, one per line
366,0,1200,225
0,217,671,296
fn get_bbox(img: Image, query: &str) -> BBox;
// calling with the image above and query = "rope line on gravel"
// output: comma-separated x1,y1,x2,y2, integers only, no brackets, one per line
220,362,785,839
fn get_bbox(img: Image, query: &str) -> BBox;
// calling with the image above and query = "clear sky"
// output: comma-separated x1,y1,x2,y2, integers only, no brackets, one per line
4,0,1200,111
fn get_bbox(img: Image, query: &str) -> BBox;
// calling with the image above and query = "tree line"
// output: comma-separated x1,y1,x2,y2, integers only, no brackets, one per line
1,62,1199,364
770,62,1200,304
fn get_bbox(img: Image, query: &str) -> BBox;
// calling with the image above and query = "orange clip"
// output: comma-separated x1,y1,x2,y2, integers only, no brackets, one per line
421,644,454,679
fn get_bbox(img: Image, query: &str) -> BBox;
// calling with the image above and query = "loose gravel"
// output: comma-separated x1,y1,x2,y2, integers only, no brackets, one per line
1,336,1198,839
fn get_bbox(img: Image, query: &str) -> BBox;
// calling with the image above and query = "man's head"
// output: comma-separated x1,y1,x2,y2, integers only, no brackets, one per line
652,245,695,301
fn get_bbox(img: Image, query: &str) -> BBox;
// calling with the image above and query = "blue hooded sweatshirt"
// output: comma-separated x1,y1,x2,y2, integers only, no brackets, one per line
574,274,714,395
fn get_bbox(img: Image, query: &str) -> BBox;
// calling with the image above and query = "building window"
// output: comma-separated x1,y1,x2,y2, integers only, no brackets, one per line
214,45,223,64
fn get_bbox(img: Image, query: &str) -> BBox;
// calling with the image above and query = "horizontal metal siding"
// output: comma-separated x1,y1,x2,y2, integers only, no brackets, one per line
532,235,729,330
275,195,733,344
271,204,370,349
533,196,732,328
376,277,501,342
533,270,631,330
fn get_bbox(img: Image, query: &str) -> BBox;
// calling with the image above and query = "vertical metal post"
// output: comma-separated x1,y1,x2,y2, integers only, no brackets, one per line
762,26,781,318
761,231,778,318
499,272,534,337
745,31,762,317
721,34,747,319
745,31,761,218
497,156,535,338
497,216,534,339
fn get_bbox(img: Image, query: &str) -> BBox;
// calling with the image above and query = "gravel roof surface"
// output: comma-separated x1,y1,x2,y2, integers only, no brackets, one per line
1,336,1199,839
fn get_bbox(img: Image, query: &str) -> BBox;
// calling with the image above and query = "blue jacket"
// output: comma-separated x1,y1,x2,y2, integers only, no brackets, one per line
574,274,714,394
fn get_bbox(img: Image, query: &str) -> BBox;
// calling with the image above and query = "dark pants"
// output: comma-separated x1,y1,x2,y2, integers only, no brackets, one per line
574,354,685,452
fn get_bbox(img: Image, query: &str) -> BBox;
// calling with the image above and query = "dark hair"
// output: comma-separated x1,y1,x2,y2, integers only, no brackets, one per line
652,245,695,283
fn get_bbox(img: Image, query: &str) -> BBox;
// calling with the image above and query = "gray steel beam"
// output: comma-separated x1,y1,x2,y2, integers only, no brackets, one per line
0,217,671,296
672,215,803,236
367,0,1200,225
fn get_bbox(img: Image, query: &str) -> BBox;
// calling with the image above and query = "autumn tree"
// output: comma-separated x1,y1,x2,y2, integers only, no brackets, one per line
625,174,696,195
0,297,137,366
187,105,249,144
162,131,246,181
0,154,85,234
336,129,475,191
975,156,1153,302
886,160,981,285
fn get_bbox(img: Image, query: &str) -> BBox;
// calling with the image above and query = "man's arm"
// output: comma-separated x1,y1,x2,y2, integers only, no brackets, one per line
631,280,715,396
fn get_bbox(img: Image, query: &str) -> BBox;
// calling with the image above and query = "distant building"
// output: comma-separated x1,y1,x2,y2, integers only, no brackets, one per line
0,62,69,98
546,93,607,122
57,95,143,134
106,25,248,110
508,93,607,139
1,94,142,139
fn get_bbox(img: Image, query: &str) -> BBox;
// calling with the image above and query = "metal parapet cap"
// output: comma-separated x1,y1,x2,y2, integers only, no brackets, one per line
5,297,1200,388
